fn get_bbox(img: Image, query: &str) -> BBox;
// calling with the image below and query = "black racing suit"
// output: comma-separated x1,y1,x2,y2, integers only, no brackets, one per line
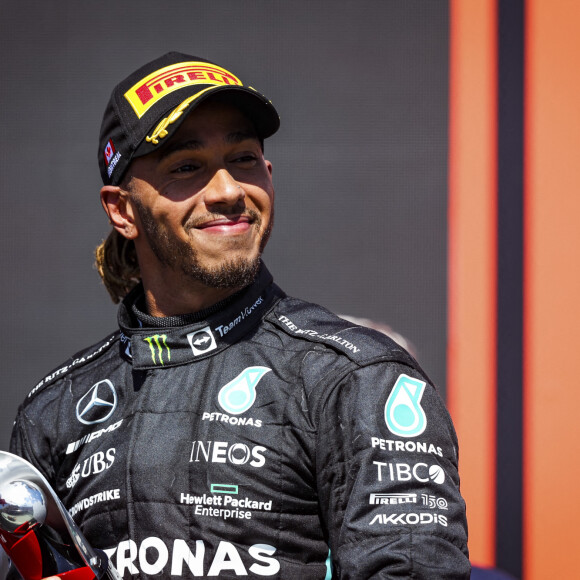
10,265,470,578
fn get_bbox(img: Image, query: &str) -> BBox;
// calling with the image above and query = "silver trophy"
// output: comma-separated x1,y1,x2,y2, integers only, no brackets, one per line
0,451,120,580
0,479,47,533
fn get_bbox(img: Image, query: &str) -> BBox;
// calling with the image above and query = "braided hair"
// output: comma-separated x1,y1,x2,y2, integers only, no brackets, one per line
95,229,141,303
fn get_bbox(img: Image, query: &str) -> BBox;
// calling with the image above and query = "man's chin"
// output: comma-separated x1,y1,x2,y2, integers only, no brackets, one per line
181,255,262,290
193,232,261,255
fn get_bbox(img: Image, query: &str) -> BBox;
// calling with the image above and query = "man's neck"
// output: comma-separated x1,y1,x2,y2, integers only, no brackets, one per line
141,273,244,318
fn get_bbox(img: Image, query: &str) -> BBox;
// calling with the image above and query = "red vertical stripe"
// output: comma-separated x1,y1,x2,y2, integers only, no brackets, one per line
447,0,497,567
524,1,580,577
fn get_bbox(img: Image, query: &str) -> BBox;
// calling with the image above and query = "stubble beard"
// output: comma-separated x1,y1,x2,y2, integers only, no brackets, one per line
132,198,272,290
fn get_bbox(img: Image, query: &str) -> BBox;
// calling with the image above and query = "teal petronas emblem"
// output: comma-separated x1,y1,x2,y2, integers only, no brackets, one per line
384,374,427,437
218,367,271,415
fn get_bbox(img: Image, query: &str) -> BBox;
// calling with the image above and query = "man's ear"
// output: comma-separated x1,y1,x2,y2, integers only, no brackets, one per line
100,185,139,240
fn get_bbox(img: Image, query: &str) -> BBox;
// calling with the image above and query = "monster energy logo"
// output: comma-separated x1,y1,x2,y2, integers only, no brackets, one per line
144,334,171,365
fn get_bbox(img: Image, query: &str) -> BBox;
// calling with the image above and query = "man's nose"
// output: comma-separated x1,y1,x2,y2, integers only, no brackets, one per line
202,168,245,206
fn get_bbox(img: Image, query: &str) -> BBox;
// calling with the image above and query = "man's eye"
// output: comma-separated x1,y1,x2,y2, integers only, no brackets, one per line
233,154,257,164
172,163,199,173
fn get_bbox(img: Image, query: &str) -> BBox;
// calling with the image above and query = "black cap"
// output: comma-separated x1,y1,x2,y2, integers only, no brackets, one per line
98,52,280,185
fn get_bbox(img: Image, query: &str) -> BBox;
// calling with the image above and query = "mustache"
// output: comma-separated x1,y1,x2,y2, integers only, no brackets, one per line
185,207,261,230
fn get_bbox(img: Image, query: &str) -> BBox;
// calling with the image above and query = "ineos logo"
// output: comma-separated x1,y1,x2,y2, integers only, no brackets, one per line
189,441,266,467
76,380,117,425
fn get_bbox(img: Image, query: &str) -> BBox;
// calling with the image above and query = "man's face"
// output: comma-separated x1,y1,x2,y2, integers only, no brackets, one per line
125,100,274,290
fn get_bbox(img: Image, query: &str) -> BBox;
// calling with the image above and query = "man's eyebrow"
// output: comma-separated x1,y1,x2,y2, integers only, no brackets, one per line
158,139,203,160
225,129,259,145
158,130,259,161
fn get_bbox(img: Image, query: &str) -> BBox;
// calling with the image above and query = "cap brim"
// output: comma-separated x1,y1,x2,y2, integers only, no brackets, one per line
133,85,279,160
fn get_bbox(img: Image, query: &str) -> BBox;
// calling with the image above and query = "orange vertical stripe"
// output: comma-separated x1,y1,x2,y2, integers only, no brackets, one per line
447,0,497,567
524,1,580,578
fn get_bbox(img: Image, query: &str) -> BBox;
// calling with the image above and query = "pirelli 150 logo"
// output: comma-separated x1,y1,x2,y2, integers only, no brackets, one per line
385,374,427,438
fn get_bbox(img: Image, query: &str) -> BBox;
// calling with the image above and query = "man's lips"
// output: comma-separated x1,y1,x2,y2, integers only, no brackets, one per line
194,215,252,234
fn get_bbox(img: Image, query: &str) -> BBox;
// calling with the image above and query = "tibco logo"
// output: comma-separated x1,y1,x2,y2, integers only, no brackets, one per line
103,538,279,577
373,462,445,484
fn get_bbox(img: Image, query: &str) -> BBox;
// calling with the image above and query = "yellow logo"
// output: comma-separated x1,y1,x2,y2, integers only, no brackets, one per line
145,89,216,145
124,61,242,118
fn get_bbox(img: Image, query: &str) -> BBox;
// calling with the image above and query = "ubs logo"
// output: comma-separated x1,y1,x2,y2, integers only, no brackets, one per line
76,380,117,425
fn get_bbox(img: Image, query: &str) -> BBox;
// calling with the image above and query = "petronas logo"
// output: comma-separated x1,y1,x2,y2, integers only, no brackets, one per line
385,374,427,437
144,334,171,365
218,367,271,415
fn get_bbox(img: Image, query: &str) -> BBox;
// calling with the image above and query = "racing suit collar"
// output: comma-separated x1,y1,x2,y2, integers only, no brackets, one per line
117,263,283,369
130,286,244,329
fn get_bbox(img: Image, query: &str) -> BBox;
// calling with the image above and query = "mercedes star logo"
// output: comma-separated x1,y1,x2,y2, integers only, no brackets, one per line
76,380,117,425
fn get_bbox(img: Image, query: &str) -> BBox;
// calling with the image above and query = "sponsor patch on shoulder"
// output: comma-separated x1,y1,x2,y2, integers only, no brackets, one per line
384,374,427,437
27,335,117,399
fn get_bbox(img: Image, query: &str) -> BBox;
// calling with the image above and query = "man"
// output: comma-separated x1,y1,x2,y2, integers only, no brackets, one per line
8,53,470,578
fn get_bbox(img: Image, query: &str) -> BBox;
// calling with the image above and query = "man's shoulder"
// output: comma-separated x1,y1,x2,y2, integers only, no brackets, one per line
266,296,418,369
23,330,121,403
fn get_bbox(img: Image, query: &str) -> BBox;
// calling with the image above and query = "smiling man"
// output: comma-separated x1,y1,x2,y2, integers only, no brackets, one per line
8,53,470,579
102,100,275,316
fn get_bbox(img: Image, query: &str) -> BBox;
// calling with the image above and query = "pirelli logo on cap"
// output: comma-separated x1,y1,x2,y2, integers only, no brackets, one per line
124,61,243,118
